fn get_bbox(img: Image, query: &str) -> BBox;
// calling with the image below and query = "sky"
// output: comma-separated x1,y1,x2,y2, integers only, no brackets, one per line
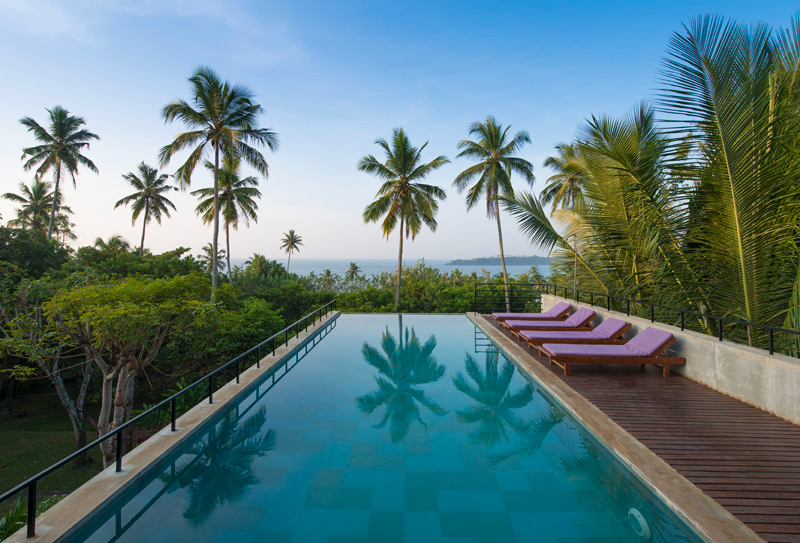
0,0,797,261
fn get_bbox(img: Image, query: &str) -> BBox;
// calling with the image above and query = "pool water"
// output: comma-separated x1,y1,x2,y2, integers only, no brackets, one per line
75,314,703,543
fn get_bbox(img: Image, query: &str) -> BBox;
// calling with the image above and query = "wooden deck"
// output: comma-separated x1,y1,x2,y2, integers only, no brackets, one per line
484,317,800,543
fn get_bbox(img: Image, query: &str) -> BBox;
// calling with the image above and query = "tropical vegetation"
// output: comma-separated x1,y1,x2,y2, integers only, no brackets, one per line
115,163,176,257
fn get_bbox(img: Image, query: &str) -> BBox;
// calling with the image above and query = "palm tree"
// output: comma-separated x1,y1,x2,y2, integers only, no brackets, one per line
541,143,588,211
356,326,447,442
452,352,533,446
280,230,303,272
192,155,261,283
19,106,99,241
345,262,361,281
453,116,535,311
159,66,278,296
94,235,131,252
3,180,55,232
320,269,335,291
360,128,449,311
198,242,226,275
114,163,177,257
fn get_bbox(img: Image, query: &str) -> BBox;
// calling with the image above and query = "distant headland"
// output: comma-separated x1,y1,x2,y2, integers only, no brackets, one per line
445,255,550,266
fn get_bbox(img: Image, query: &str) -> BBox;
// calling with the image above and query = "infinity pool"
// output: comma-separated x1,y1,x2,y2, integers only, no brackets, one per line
75,314,703,543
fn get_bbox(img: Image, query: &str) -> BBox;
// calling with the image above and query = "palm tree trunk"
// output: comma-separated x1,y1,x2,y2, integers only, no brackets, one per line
226,222,233,285
47,164,61,242
395,216,404,312
287,251,291,272
211,144,220,299
495,198,511,311
139,201,148,257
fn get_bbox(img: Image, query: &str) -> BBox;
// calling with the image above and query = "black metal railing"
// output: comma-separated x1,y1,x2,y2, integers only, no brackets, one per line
0,299,337,538
475,283,800,356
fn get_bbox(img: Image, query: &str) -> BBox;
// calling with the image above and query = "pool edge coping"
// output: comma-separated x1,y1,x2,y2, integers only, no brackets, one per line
467,311,765,543
5,311,341,543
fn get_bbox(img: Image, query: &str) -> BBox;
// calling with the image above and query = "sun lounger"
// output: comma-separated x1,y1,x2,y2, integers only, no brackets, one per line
538,327,685,377
492,301,572,322
504,307,597,338
520,318,632,351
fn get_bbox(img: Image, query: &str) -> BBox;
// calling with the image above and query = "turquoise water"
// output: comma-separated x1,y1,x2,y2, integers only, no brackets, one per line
74,315,703,543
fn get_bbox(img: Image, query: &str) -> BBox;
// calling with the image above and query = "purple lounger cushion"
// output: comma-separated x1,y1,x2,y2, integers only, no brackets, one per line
505,307,596,329
520,318,628,341
492,301,571,321
541,328,674,357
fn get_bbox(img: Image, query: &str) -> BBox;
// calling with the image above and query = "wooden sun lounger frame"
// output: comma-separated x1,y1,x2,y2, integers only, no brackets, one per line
505,313,596,339
525,322,633,351
539,336,686,378
492,305,571,322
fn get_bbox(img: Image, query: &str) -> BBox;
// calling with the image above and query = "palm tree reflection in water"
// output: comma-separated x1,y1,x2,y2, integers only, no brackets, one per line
356,316,448,442
452,352,534,446
167,406,276,527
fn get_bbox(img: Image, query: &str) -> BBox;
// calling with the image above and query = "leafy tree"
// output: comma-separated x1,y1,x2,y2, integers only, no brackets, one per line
356,321,447,442
0,227,70,278
19,106,99,241
280,230,303,272
452,352,533,446
73,246,202,278
114,163,177,256
44,274,212,466
192,155,261,283
159,66,278,296
360,128,449,311
453,116,534,312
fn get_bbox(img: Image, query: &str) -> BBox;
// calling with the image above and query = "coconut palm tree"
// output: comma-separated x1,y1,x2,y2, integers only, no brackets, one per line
541,143,588,211
452,116,535,311
345,262,361,281
452,352,533,446
19,106,99,241
320,269,335,291
356,325,447,443
360,128,449,311
198,242,226,275
94,235,132,252
159,66,278,296
114,163,177,257
280,230,303,272
192,155,261,284
3,180,55,232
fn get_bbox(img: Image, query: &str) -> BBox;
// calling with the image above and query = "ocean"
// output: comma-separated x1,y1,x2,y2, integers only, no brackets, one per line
230,257,549,278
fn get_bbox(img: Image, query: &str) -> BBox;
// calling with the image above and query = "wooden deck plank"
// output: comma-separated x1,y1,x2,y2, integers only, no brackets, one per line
484,316,800,543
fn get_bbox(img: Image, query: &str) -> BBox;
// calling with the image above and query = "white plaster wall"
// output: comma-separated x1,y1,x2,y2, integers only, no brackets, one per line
541,294,800,425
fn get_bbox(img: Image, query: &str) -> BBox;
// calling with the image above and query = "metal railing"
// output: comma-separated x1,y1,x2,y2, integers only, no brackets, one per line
475,282,800,356
0,299,337,538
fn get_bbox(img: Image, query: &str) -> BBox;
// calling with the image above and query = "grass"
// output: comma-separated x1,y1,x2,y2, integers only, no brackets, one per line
0,392,103,499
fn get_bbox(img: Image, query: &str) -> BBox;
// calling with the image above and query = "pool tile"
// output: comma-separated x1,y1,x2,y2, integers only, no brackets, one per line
310,468,345,488
304,487,373,509
403,512,441,541
438,490,507,512
494,472,531,491
439,512,517,543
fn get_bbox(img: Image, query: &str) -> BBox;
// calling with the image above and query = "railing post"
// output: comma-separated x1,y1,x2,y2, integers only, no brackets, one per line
236,359,240,384
208,375,214,404
650,305,654,323
171,398,177,432
115,433,123,472
257,346,261,368
680,312,685,331
769,329,774,354
626,300,630,316
27,481,36,537
272,337,276,356
718,318,723,341
607,295,611,311
285,329,289,347
590,292,593,306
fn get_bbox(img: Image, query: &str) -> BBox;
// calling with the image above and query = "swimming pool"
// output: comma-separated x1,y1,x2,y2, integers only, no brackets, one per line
74,314,704,543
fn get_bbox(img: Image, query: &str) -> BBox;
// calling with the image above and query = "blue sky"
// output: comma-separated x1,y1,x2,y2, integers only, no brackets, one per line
0,1,797,261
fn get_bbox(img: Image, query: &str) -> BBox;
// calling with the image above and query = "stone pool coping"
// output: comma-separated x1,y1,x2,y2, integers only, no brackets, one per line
467,312,764,543
6,311,340,543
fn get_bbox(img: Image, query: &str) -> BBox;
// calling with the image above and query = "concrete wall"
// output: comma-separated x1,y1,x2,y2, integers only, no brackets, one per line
541,294,800,425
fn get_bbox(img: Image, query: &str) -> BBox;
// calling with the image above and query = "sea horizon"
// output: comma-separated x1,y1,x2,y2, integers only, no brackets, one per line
228,257,551,278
